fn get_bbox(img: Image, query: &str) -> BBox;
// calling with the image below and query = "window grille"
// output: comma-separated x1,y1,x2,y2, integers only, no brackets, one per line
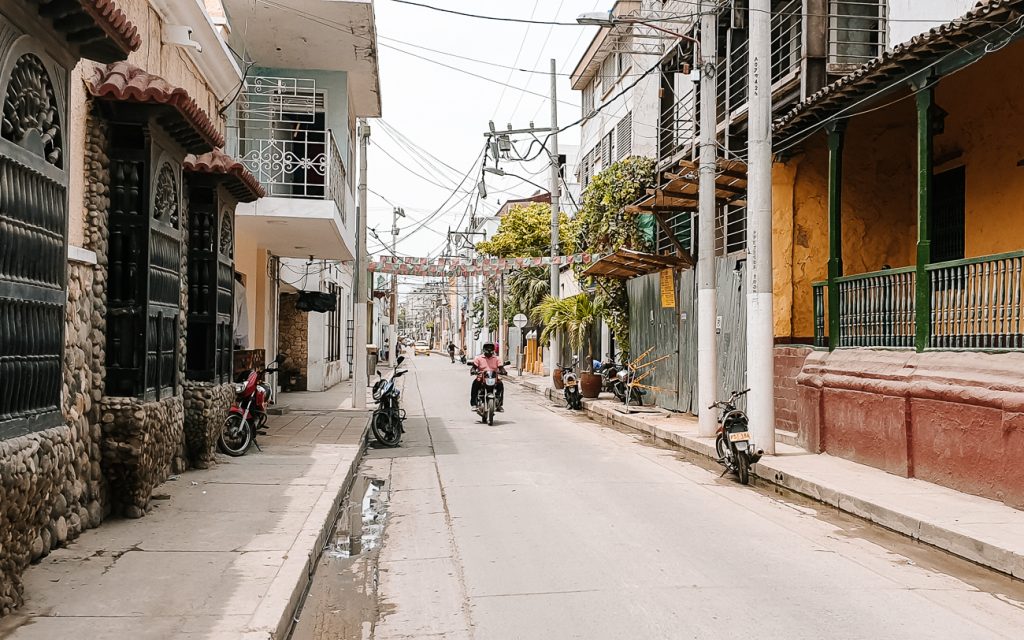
327,283,343,362
828,0,888,71
0,49,68,438
715,205,747,256
656,212,693,256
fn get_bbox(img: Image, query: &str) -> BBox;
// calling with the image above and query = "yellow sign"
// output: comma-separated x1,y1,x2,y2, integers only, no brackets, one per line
660,268,676,308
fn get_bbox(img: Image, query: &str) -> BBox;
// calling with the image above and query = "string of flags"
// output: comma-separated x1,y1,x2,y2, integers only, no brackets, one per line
369,253,603,276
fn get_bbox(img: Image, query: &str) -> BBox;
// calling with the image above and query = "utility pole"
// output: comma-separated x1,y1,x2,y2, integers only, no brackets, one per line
747,0,776,454
389,207,404,366
697,1,719,437
498,271,506,361
353,119,370,409
482,279,490,342
548,58,561,371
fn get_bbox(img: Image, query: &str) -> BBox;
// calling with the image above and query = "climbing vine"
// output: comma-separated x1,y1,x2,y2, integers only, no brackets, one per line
565,156,656,355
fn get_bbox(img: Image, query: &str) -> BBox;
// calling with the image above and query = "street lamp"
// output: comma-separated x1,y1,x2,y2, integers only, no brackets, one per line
575,11,700,51
482,166,551,196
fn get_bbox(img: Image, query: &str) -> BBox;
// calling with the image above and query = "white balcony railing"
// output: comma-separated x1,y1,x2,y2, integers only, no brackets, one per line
234,75,347,224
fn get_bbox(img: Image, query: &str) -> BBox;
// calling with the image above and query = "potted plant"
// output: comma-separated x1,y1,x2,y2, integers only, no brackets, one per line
533,294,604,397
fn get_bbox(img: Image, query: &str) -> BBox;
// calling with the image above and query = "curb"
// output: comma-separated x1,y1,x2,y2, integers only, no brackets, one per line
509,376,1024,579
246,417,370,639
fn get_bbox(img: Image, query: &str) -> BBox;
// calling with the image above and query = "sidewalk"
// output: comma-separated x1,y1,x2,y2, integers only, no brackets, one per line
510,373,1024,580
0,397,370,639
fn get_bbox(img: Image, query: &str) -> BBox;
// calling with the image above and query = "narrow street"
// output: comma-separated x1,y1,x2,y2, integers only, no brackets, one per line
293,354,1024,640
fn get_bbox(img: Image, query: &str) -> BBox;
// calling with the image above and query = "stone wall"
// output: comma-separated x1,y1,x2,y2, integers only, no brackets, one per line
183,381,235,469
278,293,309,391
773,346,812,441
99,396,185,518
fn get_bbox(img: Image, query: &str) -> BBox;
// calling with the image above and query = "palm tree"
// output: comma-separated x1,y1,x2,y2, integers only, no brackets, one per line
531,294,605,366
507,267,549,317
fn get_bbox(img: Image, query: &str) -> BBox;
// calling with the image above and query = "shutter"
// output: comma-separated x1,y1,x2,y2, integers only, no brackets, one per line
617,113,632,159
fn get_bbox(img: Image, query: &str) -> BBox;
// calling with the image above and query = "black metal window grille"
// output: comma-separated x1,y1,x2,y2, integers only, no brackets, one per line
0,47,68,439
327,283,342,362
105,123,183,400
186,181,234,383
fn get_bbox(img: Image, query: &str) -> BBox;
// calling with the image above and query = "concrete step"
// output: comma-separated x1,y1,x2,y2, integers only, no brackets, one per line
776,428,800,447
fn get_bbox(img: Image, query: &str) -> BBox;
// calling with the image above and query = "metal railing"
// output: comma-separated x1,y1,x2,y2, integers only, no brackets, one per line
813,281,828,347
235,75,348,218
828,0,888,72
835,267,917,348
928,252,1024,349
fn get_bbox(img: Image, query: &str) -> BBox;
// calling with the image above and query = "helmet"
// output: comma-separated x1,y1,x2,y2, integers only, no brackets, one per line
482,342,495,356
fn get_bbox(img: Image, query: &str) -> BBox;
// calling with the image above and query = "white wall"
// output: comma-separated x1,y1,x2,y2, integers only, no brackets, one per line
888,0,977,46
280,258,352,390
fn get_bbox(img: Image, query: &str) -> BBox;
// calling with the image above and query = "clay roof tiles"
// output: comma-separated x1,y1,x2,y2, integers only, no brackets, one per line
183,148,266,203
25,0,141,62
772,0,1024,140
86,61,225,153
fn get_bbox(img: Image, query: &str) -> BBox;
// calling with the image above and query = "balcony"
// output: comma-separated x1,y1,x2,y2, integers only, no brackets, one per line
233,76,353,261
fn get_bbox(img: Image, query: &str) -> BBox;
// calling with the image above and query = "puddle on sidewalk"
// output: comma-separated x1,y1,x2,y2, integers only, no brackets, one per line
289,469,391,640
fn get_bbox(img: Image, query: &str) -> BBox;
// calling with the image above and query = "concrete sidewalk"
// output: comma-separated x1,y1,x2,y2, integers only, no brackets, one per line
510,373,1024,580
0,406,370,640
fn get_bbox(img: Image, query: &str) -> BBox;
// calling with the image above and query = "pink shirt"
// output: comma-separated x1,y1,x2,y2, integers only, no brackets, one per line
473,354,502,373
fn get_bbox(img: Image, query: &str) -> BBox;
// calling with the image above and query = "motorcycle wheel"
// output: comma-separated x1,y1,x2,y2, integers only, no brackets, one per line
612,381,627,402
736,451,750,485
219,414,252,457
371,411,402,447
487,398,495,426
714,433,730,463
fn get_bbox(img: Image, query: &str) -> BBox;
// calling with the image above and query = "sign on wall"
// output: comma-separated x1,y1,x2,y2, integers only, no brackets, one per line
660,268,676,309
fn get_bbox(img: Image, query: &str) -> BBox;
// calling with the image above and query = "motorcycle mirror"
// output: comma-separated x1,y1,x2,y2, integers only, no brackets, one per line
376,369,381,377
274,353,287,364
504,361,511,366
397,355,406,365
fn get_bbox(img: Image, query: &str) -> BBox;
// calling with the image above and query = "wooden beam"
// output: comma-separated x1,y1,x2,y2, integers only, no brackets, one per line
652,210,690,260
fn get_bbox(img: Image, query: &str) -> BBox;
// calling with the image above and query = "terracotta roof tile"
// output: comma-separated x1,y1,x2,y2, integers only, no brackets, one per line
86,62,225,152
772,0,1024,140
78,0,142,56
184,148,266,203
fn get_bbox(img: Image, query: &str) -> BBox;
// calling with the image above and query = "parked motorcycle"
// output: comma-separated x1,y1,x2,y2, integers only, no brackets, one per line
371,356,407,447
595,355,620,396
470,360,511,425
561,359,582,410
219,353,286,457
712,389,763,485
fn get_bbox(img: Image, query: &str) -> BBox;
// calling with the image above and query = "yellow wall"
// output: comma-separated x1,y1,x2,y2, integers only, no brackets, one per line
935,45,1024,257
67,0,226,248
775,42,1024,340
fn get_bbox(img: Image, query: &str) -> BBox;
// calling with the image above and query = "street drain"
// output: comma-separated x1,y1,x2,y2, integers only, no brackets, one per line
327,477,389,559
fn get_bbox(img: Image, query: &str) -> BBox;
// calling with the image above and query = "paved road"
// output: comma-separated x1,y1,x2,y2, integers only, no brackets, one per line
299,353,1024,640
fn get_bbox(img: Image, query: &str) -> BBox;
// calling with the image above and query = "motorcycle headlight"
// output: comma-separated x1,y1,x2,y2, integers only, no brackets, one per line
616,370,629,382
233,383,245,394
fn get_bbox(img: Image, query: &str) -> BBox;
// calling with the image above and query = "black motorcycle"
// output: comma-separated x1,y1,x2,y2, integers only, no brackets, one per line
371,356,407,447
561,359,582,410
712,389,762,485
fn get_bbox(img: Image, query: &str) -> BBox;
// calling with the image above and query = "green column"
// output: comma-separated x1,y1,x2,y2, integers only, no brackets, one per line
915,86,934,352
826,122,846,350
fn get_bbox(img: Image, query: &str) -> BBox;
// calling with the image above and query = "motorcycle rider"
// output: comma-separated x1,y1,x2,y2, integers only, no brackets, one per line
447,341,456,363
470,342,506,411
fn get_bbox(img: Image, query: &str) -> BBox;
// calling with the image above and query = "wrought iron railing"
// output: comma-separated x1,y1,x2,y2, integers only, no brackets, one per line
235,75,348,219
835,267,917,348
813,281,828,347
928,252,1024,349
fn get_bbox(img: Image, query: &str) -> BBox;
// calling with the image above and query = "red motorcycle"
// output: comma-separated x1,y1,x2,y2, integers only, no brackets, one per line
219,354,286,456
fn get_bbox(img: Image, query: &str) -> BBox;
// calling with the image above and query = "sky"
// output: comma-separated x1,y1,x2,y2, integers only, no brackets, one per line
365,0,608,283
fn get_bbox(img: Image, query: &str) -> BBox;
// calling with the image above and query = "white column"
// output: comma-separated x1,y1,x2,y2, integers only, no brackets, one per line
746,0,776,454
353,120,370,409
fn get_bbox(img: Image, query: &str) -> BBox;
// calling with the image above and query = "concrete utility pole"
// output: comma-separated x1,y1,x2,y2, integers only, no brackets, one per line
697,1,719,437
354,119,371,409
389,207,404,366
498,272,506,361
548,58,561,369
746,0,776,454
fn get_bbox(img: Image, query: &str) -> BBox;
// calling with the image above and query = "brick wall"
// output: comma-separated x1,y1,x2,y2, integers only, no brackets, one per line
774,346,812,436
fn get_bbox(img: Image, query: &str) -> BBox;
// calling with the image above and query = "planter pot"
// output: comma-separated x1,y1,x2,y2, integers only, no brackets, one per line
580,372,602,398
552,367,564,389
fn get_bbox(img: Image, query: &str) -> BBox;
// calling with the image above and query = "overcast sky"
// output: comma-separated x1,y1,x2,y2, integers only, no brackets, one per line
366,0,607,275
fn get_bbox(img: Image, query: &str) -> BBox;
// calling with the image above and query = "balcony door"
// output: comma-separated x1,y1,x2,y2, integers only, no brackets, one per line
930,166,966,264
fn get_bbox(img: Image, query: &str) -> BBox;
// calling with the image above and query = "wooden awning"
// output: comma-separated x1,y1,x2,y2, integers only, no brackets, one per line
625,159,748,214
581,248,693,280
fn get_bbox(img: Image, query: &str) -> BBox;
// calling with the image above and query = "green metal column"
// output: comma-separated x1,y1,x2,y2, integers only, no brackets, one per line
826,122,846,350
915,86,934,352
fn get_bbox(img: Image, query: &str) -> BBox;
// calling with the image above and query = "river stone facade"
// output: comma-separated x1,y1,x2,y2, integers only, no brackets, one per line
183,382,235,468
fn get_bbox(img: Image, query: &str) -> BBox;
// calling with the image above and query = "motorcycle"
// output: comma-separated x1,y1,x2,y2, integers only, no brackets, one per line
711,389,763,485
371,356,407,447
595,355,621,397
470,360,511,425
561,359,582,410
219,353,286,457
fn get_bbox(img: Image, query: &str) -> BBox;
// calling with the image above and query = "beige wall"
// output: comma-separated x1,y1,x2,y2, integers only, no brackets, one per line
67,0,227,248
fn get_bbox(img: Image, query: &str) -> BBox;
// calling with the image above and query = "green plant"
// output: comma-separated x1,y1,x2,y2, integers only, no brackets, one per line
475,202,572,258
564,156,657,355
531,294,605,364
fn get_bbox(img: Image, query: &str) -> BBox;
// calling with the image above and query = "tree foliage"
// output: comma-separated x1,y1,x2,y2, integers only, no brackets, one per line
475,202,571,258
531,294,605,361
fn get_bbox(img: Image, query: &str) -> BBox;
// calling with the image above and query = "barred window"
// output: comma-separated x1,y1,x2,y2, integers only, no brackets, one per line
327,283,342,362
0,50,68,437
